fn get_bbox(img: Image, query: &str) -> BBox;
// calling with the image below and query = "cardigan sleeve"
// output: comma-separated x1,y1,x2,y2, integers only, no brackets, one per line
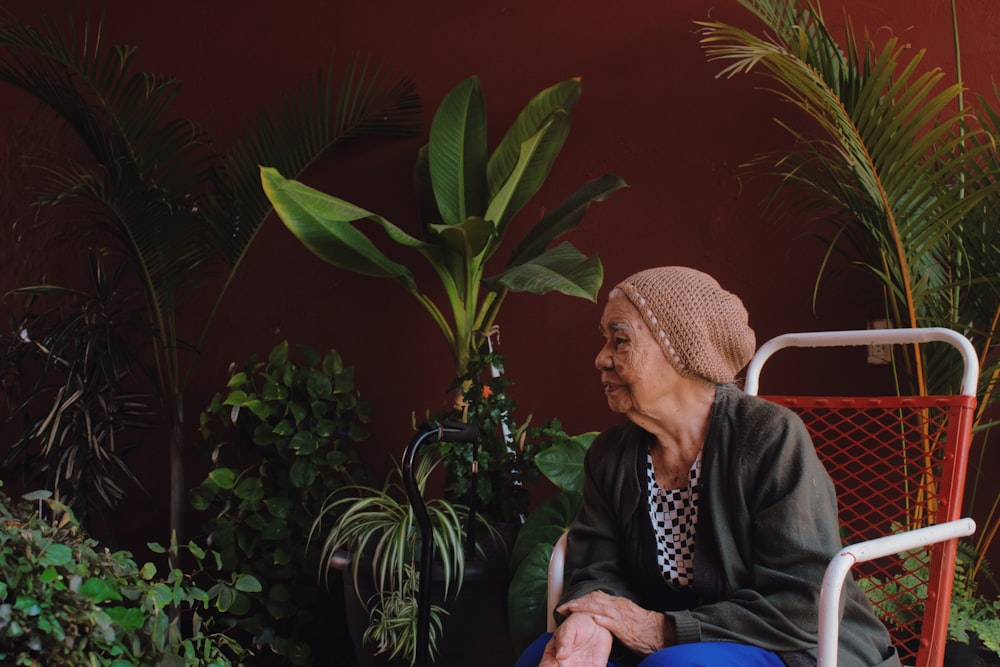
558,426,641,610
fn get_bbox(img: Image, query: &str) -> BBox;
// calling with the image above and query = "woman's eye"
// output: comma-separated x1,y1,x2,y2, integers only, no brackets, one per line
614,337,628,347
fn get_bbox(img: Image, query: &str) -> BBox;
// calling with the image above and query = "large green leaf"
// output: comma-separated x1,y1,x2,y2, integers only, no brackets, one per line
507,174,628,267
429,76,489,226
507,491,581,654
534,432,596,494
427,215,495,259
486,242,603,300
485,112,571,232
508,492,582,573
508,543,555,654
260,167,422,288
487,78,581,199
212,54,421,266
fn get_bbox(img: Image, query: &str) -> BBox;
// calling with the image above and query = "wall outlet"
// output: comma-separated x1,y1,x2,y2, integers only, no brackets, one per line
867,319,891,365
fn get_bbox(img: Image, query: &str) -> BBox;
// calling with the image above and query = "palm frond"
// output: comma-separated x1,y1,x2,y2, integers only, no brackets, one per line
701,1,1000,398
204,53,421,269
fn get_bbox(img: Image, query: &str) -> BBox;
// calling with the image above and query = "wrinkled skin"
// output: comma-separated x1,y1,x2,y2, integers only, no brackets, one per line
539,612,614,667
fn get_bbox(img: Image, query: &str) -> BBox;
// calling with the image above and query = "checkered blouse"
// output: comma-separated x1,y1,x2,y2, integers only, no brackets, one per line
645,450,702,589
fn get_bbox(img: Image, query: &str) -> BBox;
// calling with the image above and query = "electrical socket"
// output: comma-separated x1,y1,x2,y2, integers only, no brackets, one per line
867,319,891,365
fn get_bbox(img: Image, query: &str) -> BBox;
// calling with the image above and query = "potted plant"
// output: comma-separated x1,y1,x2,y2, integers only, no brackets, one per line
858,540,1000,666
261,75,624,662
1,251,151,533
190,340,372,665
947,544,1000,666
311,456,478,666
260,75,625,382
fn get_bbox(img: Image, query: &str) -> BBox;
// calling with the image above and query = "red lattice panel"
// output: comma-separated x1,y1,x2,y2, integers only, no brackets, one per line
762,395,975,667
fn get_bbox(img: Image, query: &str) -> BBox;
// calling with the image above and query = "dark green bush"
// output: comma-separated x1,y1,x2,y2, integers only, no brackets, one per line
191,341,371,665
0,487,253,666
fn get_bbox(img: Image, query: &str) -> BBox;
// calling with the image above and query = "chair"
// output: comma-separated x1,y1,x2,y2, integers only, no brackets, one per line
548,327,978,667
746,328,977,667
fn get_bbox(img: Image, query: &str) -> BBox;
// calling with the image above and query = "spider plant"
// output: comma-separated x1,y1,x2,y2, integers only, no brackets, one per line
310,456,481,665
362,563,447,665
0,9,421,546
698,0,1000,582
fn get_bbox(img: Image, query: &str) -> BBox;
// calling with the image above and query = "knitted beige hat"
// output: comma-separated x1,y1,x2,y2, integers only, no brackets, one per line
615,267,756,384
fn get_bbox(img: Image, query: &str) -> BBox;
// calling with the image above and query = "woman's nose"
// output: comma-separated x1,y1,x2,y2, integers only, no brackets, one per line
595,342,613,371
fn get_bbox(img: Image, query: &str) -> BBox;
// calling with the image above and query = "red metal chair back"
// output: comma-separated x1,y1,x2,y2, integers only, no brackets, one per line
746,328,978,667
760,394,975,667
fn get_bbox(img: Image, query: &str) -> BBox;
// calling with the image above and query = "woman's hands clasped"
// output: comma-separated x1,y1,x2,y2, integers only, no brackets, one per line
556,591,674,658
539,612,614,667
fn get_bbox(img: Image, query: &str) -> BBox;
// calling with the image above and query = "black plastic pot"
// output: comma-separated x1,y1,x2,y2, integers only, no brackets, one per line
944,639,1000,667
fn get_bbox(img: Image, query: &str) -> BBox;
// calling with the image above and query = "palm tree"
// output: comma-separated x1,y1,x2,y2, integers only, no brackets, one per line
0,9,421,547
697,0,1000,587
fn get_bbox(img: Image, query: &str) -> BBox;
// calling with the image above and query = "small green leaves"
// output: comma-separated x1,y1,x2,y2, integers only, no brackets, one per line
192,340,371,659
80,577,123,603
37,543,73,568
0,489,249,663
208,468,236,490
234,478,265,502
234,574,262,593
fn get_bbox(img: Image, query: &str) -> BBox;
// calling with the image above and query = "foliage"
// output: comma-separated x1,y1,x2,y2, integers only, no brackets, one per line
310,456,480,665
951,541,1000,657
0,486,255,666
261,75,626,379
0,9,421,545
436,349,553,524
1,251,152,525
190,341,370,665
506,428,595,654
697,0,1000,585
950,593,1000,657
860,540,1000,657
361,563,447,665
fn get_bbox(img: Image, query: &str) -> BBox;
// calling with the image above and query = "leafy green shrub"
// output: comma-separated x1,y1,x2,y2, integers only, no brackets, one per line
436,350,575,526
312,456,478,666
0,487,253,666
190,341,371,665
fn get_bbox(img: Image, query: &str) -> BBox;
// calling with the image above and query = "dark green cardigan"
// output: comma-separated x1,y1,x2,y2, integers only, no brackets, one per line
560,383,899,667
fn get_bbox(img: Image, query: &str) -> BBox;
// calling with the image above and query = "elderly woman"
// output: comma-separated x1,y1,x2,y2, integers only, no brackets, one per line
515,267,899,667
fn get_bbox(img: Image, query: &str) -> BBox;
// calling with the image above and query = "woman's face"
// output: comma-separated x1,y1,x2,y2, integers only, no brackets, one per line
595,291,681,416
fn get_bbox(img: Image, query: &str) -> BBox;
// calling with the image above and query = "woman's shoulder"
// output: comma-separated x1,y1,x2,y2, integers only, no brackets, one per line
716,382,803,427
712,383,813,458
589,421,644,458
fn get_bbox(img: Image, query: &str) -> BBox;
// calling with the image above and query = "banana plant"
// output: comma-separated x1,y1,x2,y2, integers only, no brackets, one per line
262,76,626,378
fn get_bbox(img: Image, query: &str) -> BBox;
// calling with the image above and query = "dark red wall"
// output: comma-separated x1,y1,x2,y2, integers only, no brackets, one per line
2,1,999,554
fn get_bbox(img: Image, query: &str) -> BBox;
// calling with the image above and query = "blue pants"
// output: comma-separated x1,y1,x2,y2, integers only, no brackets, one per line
513,632,786,667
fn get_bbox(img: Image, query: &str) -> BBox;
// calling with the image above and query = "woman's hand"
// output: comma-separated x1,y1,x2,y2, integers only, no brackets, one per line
540,612,614,667
557,591,675,656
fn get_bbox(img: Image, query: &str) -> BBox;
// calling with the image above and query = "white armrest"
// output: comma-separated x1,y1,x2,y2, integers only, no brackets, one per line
547,532,569,632
817,518,977,667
